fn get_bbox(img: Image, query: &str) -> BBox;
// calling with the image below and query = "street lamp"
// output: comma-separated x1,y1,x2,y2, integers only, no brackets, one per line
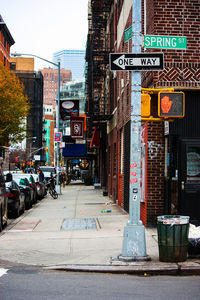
11,52,61,193
26,136,36,159
28,146,46,159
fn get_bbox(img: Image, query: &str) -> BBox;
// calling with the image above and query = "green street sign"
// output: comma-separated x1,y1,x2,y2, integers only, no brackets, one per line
124,26,132,43
144,35,187,49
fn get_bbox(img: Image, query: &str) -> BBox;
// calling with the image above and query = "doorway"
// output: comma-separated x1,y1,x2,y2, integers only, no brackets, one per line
179,139,200,225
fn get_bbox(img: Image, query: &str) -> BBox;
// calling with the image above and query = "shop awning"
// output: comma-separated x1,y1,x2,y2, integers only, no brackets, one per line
90,128,100,148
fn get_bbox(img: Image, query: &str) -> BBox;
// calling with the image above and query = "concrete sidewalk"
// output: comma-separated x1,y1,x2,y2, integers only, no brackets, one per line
0,182,200,275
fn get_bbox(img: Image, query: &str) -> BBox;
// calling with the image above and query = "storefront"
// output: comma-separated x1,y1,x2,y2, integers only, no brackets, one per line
165,91,200,225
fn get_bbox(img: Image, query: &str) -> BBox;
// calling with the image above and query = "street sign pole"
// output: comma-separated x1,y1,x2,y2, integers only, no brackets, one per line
120,0,148,260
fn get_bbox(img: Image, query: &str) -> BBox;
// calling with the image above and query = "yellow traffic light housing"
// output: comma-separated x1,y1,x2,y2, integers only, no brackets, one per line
158,92,185,118
140,88,185,121
141,94,151,117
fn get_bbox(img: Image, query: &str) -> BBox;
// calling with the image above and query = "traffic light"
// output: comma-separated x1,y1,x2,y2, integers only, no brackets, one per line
46,147,49,152
158,92,185,118
141,94,151,117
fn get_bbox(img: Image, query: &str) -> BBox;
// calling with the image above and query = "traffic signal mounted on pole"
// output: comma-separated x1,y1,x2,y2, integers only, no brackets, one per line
141,89,185,121
158,92,185,118
141,94,151,117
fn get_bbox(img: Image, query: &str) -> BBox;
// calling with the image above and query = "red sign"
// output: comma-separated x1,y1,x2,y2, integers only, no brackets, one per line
54,132,62,142
70,117,84,139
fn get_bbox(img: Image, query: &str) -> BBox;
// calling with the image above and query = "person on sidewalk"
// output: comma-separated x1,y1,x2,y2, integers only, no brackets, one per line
61,172,66,188
38,169,44,182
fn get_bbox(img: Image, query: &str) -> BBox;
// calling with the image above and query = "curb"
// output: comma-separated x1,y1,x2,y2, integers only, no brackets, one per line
45,264,200,276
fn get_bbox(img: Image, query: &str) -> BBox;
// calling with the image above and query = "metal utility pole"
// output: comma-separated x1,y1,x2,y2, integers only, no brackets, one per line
120,0,148,260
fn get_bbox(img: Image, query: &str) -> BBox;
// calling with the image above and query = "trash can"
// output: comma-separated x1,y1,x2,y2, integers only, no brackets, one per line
157,215,190,262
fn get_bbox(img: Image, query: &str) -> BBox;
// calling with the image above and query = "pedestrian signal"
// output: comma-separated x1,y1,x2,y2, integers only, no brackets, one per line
158,92,185,118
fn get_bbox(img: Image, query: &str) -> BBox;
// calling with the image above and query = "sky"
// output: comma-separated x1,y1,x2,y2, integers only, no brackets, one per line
1,0,89,70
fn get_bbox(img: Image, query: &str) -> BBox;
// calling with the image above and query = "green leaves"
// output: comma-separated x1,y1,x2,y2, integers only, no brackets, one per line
0,63,30,145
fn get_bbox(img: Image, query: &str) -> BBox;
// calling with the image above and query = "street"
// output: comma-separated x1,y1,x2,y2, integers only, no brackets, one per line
0,267,200,300
0,183,200,299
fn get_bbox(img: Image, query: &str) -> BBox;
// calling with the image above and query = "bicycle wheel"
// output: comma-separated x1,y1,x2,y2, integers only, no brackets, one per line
49,188,58,199
52,190,58,199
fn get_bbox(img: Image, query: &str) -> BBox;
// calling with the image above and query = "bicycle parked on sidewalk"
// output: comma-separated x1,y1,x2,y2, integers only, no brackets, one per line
46,177,58,199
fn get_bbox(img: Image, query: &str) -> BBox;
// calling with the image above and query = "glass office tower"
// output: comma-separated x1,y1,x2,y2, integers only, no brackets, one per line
53,49,85,81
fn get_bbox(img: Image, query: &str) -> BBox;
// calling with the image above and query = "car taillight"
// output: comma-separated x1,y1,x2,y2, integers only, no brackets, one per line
6,193,15,198
36,183,40,187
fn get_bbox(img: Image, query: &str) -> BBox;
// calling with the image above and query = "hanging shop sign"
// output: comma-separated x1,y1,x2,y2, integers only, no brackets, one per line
70,117,84,139
60,100,79,120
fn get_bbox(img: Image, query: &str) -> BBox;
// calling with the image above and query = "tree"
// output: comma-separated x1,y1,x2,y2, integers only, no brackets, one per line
0,62,30,146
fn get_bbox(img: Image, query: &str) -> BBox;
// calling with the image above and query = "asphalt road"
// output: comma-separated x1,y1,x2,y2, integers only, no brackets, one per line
0,266,200,300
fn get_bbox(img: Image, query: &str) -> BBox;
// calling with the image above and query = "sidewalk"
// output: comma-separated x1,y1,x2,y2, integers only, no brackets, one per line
0,182,199,275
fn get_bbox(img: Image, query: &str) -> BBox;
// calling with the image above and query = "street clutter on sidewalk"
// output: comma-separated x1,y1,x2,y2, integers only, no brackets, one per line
0,181,200,275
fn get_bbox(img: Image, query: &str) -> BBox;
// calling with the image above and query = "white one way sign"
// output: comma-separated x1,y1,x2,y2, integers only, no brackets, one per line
109,53,164,71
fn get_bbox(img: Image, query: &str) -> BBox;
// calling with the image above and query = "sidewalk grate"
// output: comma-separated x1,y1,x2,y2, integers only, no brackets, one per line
61,218,97,230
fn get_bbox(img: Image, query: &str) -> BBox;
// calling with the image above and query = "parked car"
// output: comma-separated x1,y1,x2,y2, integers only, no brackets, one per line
31,174,46,199
0,169,8,231
13,177,33,210
43,172,53,184
5,180,25,218
12,174,37,204
39,166,56,177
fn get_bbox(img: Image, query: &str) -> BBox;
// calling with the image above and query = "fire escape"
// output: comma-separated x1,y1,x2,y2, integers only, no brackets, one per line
86,0,112,137
85,0,113,186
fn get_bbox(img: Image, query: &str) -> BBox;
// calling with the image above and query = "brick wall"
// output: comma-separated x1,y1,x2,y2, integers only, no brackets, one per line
143,0,200,226
147,122,165,226
107,0,199,225
145,0,200,88
107,127,118,201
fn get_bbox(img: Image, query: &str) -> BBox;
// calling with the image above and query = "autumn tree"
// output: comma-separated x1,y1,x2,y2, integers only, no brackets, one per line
0,62,30,146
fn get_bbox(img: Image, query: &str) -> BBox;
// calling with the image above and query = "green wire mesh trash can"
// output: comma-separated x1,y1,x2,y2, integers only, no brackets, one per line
157,215,190,262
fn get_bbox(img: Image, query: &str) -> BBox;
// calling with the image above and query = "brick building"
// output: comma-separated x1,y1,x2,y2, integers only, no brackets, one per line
39,67,71,165
10,57,44,163
86,0,200,226
0,15,14,68
0,15,15,169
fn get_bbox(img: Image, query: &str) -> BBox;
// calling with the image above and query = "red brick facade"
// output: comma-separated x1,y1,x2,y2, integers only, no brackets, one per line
86,0,200,226
0,16,14,68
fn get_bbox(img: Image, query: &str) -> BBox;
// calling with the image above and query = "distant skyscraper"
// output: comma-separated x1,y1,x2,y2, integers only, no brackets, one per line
53,49,85,80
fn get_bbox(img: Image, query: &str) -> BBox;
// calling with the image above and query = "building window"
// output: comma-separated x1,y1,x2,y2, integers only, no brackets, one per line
10,62,16,71
113,143,117,175
108,146,111,174
126,84,129,106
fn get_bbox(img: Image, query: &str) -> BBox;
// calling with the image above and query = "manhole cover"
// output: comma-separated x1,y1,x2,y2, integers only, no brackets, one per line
61,218,97,230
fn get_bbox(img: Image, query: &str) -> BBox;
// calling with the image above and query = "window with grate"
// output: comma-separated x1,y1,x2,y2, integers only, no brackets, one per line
108,146,111,175
126,83,129,106
113,143,117,175
120,129,124,174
